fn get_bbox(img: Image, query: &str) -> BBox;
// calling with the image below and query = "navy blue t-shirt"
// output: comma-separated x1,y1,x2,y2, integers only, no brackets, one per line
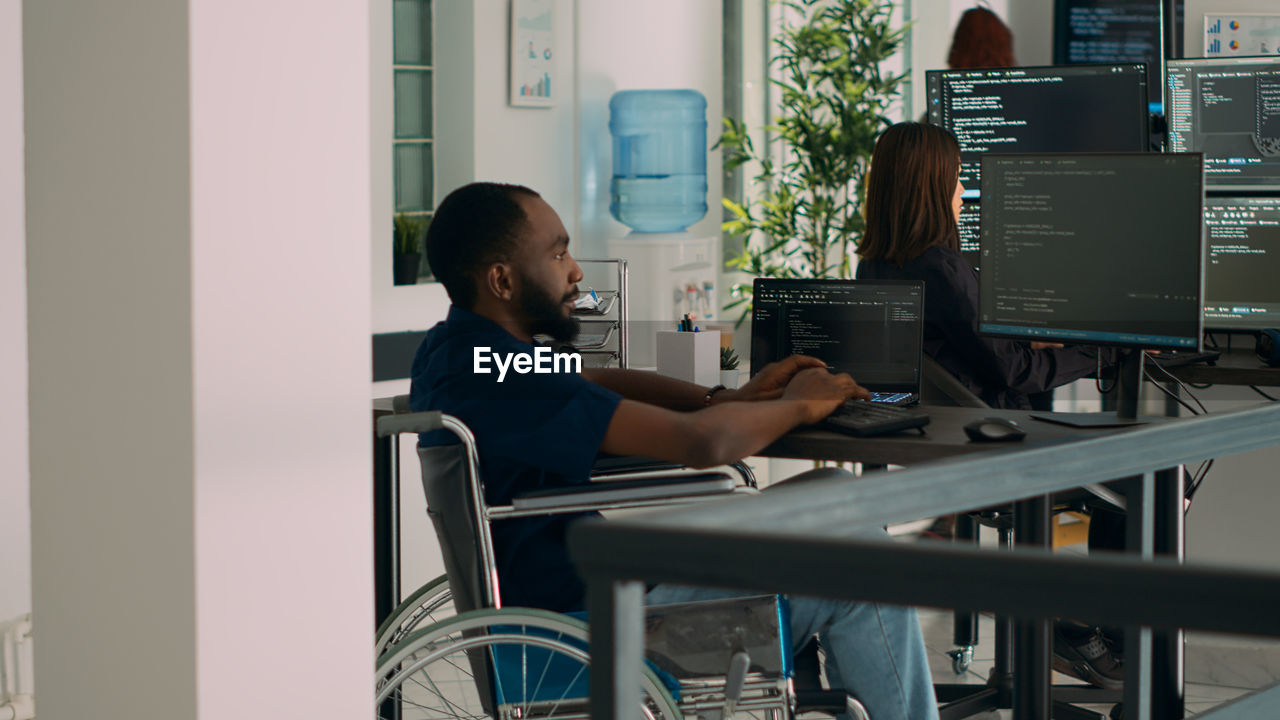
409,306,622,612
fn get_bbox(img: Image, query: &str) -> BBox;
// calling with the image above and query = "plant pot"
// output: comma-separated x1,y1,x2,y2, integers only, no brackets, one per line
720,369,740,389
393,252,421,286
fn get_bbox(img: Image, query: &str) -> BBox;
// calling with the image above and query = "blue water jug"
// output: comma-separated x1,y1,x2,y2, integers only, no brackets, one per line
609,89,708,233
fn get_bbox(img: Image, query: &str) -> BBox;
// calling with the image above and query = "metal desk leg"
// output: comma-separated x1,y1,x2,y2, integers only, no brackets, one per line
587,578,645,720
1013,495,1052,720
373,429,400,628
1123,472,1156,720
1153,467,1187,719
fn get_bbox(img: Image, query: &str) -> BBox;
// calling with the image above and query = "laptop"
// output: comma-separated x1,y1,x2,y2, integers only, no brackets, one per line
749,279,926,406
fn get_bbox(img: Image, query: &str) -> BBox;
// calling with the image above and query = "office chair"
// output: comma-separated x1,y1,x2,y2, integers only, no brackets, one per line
374,408,870,720
922,356,1123,720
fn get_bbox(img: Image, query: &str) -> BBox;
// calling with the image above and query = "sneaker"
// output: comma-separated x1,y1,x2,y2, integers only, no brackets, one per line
1053,623,1124,690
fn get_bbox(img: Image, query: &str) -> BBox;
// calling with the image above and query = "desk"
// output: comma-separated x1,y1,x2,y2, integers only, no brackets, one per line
1167,347,1280,387
711,407,1177,712
575,405,1280,720
763,405,1132,466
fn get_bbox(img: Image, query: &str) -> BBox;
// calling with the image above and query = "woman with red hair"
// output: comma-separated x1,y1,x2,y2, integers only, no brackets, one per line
947,6,1016,69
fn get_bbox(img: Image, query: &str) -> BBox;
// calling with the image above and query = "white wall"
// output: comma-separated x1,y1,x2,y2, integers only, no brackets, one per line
374,0,581,336
576,0,724,258
26,1,372,718
908,0,1013,118
188,0,373,717
0,0,30,631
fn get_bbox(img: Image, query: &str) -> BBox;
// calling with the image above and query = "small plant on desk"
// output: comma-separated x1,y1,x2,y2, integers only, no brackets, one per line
720,346,740,371
720,346,741,390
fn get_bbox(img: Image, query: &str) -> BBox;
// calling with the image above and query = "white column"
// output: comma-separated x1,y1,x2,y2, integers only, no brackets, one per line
26,1,372,718
1,0,30,628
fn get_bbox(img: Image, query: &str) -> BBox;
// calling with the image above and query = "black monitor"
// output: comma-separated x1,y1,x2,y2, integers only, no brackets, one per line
1053,0,1183,114
958,201,982,270
979,153,1203,348
749,279,923,394
979,153,1203,423
1165,56,1280,192
1203,196,1280,330
927,64,1151,198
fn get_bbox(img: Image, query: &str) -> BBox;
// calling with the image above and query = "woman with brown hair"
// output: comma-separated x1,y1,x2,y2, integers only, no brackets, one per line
856,122,1126,692
855,121,1106,409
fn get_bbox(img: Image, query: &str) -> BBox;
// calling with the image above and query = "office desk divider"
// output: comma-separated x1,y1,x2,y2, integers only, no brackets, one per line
569,402,1280,720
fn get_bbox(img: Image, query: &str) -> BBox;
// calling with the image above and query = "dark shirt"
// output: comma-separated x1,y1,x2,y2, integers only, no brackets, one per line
857,245,1102,409
410,306,622,612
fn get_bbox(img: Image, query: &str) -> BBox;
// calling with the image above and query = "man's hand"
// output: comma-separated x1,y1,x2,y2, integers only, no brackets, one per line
781,367,870,424
1030,342,1065,350
728,354,829,403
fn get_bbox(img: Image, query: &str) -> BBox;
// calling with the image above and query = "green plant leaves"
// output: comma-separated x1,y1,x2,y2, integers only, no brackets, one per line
719,0,905,324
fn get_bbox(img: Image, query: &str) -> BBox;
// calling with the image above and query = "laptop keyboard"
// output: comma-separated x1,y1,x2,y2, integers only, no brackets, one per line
867,391,915,405
822,400,931,437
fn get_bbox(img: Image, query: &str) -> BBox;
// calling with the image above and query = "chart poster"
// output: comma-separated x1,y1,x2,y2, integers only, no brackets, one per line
509,0,556,107
1205,13,1280,56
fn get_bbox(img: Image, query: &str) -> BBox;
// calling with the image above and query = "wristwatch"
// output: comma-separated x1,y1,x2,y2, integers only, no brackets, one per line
703,384,727,407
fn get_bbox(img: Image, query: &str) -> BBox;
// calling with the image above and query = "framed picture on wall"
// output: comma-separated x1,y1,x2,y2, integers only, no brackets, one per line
1204,13,1280,56
509,0,556,107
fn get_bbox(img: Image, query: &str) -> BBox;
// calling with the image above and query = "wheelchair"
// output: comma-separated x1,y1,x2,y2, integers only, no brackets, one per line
374,405,870,720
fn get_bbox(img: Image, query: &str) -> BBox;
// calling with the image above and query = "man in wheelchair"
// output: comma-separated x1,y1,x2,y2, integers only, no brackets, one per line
409,181,941,719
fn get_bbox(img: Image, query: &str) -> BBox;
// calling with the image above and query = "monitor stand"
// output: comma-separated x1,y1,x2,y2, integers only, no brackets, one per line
1030,349,1150,428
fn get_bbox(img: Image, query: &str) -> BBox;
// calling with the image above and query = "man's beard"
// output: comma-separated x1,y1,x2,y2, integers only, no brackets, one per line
519,276,580,343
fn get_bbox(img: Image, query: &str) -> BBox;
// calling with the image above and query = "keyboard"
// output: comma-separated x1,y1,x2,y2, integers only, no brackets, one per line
867,391,917,405
821,400,931,437
1148,351,1221,370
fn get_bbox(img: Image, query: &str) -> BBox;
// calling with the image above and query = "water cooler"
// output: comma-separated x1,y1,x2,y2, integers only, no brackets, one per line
607,89,716,368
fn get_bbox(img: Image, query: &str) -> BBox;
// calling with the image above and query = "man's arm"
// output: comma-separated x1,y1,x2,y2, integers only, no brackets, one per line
598,367,867,468
582,355,829,410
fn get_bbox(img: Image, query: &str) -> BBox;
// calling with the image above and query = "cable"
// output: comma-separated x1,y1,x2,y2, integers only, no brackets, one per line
1185,458,1215,504
1144,373,1202,416
1143,353,1209,415
1096,352,1116,394
1250,385,1279,402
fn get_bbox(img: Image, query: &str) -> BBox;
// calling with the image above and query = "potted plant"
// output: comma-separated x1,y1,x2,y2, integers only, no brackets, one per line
718,0,907,324
393,213,428,286
719,345,741,389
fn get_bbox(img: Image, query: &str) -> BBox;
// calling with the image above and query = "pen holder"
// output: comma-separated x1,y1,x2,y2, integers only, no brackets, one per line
656,330,721,387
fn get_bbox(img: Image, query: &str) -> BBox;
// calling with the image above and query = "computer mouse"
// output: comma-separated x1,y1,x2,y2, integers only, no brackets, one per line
964,417,1027,442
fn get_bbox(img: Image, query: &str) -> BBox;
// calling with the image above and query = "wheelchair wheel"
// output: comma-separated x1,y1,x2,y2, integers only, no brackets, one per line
376,608,681,720
375,574,455,660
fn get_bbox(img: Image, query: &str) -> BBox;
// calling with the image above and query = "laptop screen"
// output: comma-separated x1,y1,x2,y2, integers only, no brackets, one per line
750,279,924,394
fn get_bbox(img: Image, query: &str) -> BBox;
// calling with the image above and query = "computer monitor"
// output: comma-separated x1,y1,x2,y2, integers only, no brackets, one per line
979,153,1203,422
749,279,923,394
958,201,982,270
1165,56,1280,192
1203,196,1280,330
927,64,1151,198
979,152,1203,348
1053,0,1183,114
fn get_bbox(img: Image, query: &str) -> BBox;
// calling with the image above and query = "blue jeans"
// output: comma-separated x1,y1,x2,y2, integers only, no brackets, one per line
645,468,939,720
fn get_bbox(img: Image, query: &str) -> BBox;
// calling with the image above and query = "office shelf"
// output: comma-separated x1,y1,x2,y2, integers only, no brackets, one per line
572,259,629,369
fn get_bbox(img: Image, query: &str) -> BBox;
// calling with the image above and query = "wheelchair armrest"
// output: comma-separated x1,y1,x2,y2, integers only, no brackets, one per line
376,410,443,437
511,472,737,510
593,456,757,489
591,455,686,477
